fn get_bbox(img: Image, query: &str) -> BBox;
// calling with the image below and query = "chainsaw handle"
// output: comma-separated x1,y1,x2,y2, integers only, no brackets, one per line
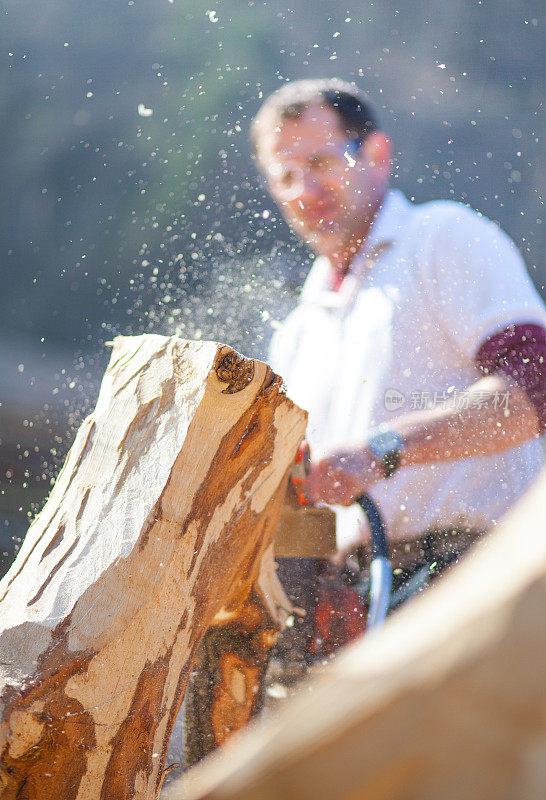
355,494,392,629
356,494,389,560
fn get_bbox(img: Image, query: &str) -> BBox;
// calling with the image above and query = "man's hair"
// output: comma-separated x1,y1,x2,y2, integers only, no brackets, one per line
251,78,378,161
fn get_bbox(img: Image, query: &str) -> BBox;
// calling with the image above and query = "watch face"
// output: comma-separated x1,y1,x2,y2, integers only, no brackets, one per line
367,429,404,478
369,430,404,460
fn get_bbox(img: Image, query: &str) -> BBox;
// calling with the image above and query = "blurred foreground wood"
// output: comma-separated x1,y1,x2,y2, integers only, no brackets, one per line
0,334,306,800
166,468,546,800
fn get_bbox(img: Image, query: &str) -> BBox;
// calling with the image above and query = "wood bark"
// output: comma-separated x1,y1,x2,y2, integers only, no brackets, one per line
0,334,306,800
166,468,546,800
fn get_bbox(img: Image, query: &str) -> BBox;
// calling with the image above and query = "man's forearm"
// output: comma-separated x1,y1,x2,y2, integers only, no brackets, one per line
392,375,540,468
306,376,540,507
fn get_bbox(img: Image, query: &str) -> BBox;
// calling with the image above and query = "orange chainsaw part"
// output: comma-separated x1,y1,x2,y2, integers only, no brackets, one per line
308,584,368,657
290,441,311,506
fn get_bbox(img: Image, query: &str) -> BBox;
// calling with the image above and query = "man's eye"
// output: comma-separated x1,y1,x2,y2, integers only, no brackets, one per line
311,157,334,173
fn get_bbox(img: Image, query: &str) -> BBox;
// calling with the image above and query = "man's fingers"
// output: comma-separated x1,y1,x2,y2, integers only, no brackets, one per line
306,460,356,506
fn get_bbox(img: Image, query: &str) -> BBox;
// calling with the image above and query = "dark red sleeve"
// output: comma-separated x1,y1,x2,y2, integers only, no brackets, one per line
475,323,546,432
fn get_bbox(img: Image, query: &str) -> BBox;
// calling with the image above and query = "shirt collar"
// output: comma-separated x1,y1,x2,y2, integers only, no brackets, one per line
300,189,414,304
360,188,414,257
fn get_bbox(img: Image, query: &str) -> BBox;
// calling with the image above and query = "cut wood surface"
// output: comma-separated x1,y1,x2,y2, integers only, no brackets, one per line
0,334,307,800
165,468,546,800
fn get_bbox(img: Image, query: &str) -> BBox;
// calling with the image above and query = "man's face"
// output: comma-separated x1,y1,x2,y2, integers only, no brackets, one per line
257,103,385,250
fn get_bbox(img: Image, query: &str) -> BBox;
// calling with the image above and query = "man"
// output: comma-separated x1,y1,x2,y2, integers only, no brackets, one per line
252,78,546,582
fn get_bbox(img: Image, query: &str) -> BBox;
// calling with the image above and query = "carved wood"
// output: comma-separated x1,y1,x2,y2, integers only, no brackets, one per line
0,334,306,800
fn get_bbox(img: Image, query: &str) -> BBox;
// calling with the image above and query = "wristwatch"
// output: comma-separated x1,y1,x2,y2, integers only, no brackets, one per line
367,426,405,479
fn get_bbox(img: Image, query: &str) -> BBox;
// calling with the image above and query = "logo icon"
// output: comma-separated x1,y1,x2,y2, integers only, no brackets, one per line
384,388,406,411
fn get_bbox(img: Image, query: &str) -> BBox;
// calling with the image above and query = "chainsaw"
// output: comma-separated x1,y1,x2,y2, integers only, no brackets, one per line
276,441,392,632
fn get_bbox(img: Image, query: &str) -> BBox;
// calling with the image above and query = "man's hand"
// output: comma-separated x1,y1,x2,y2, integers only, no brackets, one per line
306,446,384,506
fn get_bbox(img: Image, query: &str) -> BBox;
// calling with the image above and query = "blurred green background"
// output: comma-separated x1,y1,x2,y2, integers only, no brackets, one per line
1,0,544,573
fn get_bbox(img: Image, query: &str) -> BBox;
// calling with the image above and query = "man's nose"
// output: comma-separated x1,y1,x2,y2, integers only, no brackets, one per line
291,171,324,202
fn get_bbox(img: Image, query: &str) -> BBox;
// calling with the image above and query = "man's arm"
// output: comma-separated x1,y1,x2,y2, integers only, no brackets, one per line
395,373,538,466
306,374,538,506
399,317,546,468
307,323,546,506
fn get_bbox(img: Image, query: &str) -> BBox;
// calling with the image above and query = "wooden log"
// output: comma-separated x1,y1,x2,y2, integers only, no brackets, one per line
166,468,546,800
0,334,306,800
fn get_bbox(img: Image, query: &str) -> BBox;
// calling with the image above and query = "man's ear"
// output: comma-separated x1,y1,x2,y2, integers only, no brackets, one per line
362,132,392,175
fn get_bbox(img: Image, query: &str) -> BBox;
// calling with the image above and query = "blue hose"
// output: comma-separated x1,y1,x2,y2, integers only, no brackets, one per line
356,494,392,629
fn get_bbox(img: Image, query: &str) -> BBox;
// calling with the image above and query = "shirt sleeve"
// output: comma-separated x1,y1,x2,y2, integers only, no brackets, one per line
475,323,546,432
422,204,546,360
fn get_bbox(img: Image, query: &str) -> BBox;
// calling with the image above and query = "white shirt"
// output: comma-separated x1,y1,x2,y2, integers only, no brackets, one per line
270,190,546,547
